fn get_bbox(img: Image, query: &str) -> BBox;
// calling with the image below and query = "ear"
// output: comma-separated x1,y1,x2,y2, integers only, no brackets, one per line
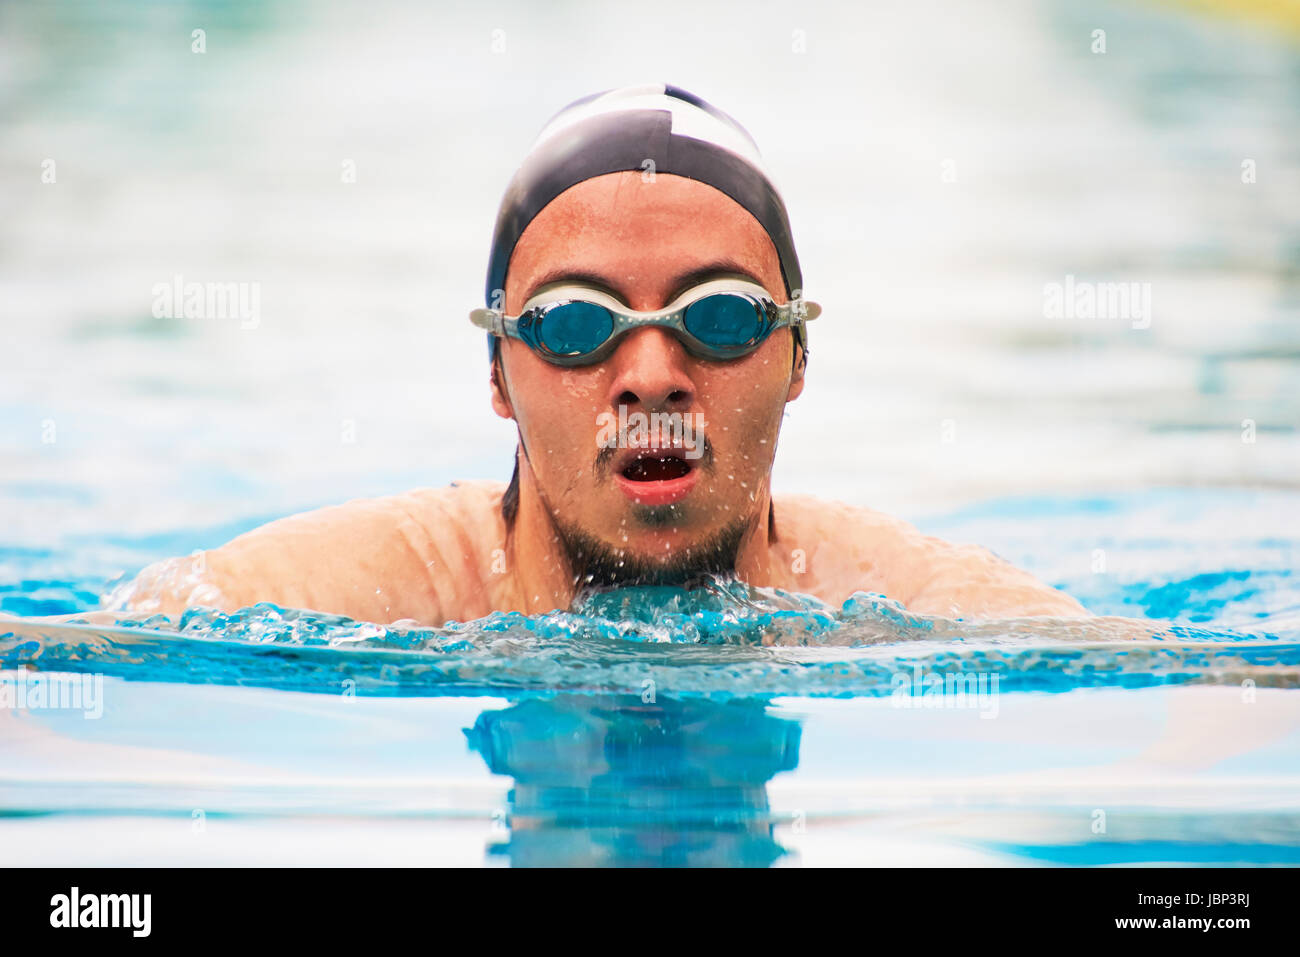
786,337,806,402
490,349,516,420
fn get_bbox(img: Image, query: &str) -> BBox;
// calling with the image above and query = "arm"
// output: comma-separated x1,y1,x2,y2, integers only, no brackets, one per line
902,538,1089,618
108,485,501,625
776,495,1089,619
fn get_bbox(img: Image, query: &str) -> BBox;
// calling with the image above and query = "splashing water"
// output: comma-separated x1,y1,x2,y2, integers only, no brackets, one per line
2,574,1295,698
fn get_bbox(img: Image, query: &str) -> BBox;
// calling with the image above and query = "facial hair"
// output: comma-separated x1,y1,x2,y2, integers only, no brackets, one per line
553,510,755,590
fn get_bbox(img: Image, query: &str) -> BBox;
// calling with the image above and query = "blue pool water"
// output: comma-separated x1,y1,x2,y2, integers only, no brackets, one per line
2,488,1298,866
3,570,1298,698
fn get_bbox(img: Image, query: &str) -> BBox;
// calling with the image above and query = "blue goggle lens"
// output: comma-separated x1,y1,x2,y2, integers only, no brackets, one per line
536,301,615,356
683,293,765,348
531,292,771,359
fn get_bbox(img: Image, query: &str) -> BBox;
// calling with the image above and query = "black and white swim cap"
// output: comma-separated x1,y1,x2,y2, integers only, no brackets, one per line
482,83,806,359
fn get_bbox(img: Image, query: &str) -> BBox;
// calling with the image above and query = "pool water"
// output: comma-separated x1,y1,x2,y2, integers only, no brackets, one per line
3,487,1298,866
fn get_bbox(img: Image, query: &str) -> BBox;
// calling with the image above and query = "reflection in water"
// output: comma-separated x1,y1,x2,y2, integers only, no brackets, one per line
464,694,802,867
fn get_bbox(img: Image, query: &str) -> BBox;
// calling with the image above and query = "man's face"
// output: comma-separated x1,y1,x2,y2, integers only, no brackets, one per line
491,170,805,586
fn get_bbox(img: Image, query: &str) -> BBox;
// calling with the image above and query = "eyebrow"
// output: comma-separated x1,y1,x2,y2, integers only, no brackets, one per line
522,259,766,306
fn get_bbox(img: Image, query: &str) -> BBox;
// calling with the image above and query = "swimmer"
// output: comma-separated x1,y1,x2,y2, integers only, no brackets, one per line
116,84,1088,625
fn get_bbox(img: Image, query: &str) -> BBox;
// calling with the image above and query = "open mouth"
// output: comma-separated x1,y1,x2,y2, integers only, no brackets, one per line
613,447,700,506
621,453,693,483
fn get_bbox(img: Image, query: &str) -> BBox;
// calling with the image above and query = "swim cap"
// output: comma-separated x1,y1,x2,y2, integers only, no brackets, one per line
483,83,806,359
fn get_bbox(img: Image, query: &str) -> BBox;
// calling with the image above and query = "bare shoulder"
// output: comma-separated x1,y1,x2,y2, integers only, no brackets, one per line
219,480,509,569
117,481,509,623
771,493,940,599
772,494,1089,619
774,493,919,545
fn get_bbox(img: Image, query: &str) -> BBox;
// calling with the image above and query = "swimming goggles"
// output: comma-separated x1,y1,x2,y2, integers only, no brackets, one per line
470,278,820,367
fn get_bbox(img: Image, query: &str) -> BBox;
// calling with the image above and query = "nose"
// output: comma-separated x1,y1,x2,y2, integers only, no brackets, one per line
604,326,696,412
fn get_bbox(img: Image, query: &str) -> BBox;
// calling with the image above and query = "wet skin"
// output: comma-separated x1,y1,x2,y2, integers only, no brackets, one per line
116,172,1089,624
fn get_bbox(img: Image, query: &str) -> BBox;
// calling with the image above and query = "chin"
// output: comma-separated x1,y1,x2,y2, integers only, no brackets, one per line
623,502,697,530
